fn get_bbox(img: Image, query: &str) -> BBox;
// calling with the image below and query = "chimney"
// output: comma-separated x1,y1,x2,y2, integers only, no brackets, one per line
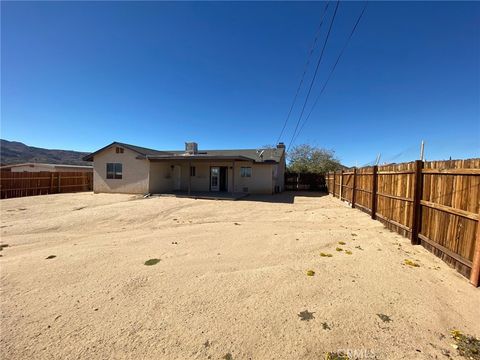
277,142,285,149
185,142,198,155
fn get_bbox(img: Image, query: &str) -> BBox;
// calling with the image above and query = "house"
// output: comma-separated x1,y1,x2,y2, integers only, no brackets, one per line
1,162,93,173
83,141,286,195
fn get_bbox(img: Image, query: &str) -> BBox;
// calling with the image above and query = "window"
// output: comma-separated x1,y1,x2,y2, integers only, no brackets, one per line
190,166,196,177
116,147,124,154
106,163,122,179
241,167,252,178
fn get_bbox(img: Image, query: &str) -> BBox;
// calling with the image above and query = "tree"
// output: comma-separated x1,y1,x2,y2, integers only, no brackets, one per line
287,144,343,174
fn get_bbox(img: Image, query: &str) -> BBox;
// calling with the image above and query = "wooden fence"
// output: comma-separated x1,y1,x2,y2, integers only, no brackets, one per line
285,172,327,191
326,159,480,287
0,171,93,199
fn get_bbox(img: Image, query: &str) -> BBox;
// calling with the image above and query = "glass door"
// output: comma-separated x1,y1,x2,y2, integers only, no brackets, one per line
210,167,220,191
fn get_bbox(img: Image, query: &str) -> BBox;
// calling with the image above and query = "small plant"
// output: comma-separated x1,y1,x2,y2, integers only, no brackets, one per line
320,253,333,257
338,241,346,245
144,258,160,266
298,310,315,321
345,250,352,255
306,270,315,276
377,313,392,323
336,247,343,252
404,259,420,267
322,322,331,330
325,352,349,360
355,245,363,251
450,329,480,359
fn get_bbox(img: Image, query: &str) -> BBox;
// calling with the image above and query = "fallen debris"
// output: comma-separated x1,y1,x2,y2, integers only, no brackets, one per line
404,259,420,267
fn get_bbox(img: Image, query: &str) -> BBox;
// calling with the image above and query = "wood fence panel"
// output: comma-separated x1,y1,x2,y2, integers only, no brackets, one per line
341,172,354,203
354,167,374,213
419,159,480,278
375,162,415,238
1,171,93,199
326,158,480,285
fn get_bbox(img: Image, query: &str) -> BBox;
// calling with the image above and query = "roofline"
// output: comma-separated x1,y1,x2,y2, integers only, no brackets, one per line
146,155,264,162
82,141,164,161
83,141,285,162
1,162,92,169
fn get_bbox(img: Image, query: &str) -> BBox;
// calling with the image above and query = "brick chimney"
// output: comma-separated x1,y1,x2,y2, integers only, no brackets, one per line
185,142,198,155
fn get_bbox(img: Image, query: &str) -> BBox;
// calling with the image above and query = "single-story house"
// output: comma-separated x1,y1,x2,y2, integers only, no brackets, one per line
83,141,286,195
1,163,93,173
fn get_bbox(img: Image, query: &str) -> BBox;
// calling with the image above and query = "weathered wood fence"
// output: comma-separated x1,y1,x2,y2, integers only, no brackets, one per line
326,159,480,287
285,172,327,191
0,171,93,199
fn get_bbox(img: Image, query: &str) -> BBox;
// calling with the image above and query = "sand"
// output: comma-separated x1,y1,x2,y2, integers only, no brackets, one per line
0,192,478,359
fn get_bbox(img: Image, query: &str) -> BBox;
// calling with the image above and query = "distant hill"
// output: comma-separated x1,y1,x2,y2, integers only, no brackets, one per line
0,139,90,166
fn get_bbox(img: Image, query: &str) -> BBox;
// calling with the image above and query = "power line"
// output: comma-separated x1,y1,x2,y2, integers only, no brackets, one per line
286,0,341,153
290,1,368,148
275,1,331,145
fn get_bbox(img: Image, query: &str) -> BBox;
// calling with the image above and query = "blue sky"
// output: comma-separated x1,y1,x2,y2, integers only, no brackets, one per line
1,1,479,166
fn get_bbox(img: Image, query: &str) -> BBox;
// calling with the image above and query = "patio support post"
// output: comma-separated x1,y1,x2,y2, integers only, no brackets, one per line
188,160,191,195
232,160,235,194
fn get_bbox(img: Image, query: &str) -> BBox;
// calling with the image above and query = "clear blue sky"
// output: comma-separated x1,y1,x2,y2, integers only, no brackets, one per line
1,1,479,166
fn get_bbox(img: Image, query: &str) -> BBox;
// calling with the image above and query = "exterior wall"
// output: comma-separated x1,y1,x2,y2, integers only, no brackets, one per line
233,163,273,194
93,146,149,194
149,162,173,193
148,160,275,194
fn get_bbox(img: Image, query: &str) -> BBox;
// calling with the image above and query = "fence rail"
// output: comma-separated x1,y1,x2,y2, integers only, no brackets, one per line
1,171,93,199
326,158,480,287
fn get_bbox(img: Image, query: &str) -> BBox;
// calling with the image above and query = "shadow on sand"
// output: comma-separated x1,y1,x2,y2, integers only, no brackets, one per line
241,191,328,204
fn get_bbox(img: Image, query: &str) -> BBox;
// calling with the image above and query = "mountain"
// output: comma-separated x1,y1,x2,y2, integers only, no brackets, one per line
0,139,91,166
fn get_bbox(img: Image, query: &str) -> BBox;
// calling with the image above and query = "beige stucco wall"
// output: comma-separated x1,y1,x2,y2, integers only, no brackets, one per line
93,146,149,194
148,162,173,193
148,160,275,194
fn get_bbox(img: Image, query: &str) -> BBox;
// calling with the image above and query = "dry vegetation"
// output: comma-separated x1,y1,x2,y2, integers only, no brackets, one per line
1,192,479,359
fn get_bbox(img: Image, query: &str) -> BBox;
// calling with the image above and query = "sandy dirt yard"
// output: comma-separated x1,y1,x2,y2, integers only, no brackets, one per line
0,192,479,359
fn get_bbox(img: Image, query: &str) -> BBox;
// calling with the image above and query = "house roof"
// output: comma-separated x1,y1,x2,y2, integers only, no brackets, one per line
82,142,285,164
1,162,92,169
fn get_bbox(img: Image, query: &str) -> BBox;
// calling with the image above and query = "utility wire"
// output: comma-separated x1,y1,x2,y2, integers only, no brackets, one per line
286,0,341,153
290,1,368,148
275,1,331,145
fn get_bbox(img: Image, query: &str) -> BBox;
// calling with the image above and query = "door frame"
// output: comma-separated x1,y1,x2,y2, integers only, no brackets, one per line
210,166,220,192
210,166,228,192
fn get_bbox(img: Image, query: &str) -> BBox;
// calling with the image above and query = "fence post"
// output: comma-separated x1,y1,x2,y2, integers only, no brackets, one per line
50,173,54,194
371,165,378,219
411,160,424,245
352,168,357,208
332,171,336,197
57,173,61,193
470,212,480,287
340,170,344,200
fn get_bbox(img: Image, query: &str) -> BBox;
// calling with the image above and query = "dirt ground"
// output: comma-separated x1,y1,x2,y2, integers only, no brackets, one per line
1,192,479,359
